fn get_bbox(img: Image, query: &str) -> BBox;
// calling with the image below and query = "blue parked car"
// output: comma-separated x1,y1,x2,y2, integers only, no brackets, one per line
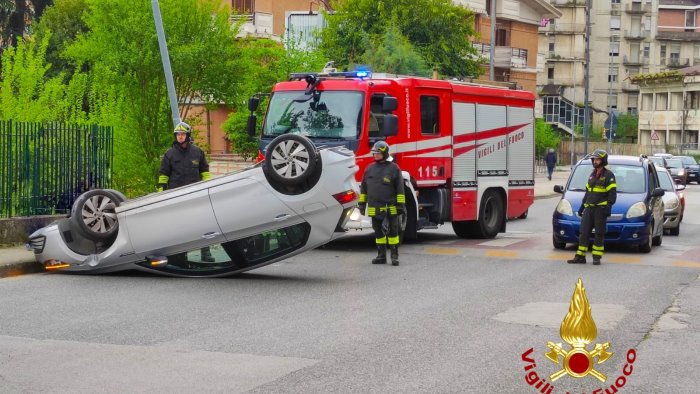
552,155,665,253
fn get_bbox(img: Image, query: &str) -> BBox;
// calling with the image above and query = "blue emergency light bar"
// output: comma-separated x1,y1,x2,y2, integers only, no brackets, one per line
289,70,372,81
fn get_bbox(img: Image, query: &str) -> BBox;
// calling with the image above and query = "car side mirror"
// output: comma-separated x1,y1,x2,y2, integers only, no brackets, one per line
248,96,260,112
553,185,564,194
246,113,257,137
382,96,398,113
652,187,665,197
382,114,398,136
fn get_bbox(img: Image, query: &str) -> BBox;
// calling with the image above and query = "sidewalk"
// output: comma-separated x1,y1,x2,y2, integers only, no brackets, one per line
1,167,571,278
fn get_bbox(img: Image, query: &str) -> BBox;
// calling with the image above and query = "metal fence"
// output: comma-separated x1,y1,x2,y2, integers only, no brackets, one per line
0,120,113,218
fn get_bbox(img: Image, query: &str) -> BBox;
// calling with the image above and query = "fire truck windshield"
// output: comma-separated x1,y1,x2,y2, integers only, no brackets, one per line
262,91,363,139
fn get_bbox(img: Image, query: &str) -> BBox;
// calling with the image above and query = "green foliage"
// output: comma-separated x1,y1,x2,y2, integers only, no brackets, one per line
535,118,561,157
33,0,88,79
64,0,242,196
362,24,430,76
629,70,683,84
616,112,638,141
318,0,480,78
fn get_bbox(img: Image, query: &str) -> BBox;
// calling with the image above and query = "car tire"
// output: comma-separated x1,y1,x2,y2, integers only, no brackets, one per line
553,237,566,250
264,134,318,186
70,189,121,240
639,223,653,253
652,229,662,246
670,226,680,236
470,189,504,239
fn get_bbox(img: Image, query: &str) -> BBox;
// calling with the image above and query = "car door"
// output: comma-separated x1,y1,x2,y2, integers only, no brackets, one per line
647,164,665,236
209,177,301,241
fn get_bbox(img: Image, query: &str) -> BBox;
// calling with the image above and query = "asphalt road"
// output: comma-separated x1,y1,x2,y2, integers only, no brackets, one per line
1,186,699,393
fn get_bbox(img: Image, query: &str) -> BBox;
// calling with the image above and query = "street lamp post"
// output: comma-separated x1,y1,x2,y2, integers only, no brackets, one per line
151,0,181,127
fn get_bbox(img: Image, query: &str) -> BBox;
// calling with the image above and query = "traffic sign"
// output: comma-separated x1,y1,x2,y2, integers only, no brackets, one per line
651,132,659,141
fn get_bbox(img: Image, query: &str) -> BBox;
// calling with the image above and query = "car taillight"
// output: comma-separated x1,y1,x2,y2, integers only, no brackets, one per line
256,151,265,163
333,190,358,205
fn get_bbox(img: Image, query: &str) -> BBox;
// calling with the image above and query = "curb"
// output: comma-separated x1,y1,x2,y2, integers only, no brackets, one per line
0,261,44,279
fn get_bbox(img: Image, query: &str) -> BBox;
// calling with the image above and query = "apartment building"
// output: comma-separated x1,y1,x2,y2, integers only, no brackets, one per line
458,0,561,92
228,0,330,40
539,0,658,137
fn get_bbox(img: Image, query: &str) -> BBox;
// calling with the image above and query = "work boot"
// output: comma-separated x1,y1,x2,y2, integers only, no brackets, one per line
567,255,587,264
390,246,399,266
372,245,387,264
201,247,215,262
592,257,601,265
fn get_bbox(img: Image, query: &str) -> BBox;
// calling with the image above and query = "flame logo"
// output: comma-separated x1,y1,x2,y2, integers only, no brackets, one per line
545,278,613,382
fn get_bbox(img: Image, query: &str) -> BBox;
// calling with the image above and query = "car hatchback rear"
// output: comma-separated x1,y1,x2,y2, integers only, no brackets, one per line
552,155,665,253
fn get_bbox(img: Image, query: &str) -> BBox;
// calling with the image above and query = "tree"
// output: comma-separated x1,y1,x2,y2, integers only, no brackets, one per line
616,112,638,142
64,0,243,195
318,0,481,78
362,24,430,77
535,118,561,158
1,0,53,47
33,0,88,79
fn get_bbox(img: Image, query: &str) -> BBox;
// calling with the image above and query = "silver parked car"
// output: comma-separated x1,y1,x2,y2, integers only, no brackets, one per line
656,166,685,236
27,135,359,277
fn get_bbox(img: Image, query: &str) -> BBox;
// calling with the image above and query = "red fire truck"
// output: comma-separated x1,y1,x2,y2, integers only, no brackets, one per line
250,70,535,240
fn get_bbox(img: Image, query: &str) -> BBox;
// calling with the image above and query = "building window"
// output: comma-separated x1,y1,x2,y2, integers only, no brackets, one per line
548,66,555,80
232,0,254,13
655,93,668,111
609,40,619,57
610,15,621,31
642,94,653,110
608,94,618,109
686,10,695,29
420,96,440,135
496,28,507,46
660,44,667,59
549,42,555,52
691,92,700,110
611,0,620,4
643,43,650,58
608,66,618,82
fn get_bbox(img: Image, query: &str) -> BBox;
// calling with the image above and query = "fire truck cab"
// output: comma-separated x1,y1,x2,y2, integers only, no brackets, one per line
252,71,535,240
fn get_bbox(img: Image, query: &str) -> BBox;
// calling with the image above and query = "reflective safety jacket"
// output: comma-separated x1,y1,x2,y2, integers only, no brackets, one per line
582,167,617,208
359,160,405,217
159,142,210,190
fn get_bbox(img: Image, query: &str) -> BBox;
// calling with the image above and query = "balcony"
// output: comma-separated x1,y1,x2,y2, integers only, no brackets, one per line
473,44,528,69
549,0,586,8
547,51,585,61
661,57,690,68
231,12,273,38
623,55,649,66
546,77,584,86
623,30,650,40
656,30,700,42
621,81,640,92
625,3,651,14
545,23,585,34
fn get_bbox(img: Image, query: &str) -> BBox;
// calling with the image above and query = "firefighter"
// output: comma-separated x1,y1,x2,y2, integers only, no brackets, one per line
158,121,214,262
358,141,405,266
568,149,616,265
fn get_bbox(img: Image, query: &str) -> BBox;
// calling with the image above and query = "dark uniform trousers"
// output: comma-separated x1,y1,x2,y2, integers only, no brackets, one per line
577,206,607,259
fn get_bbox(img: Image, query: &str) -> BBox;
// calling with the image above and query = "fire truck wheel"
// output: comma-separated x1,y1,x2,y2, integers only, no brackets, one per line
70,189,121,240
471,189,504,239
264,134,318,186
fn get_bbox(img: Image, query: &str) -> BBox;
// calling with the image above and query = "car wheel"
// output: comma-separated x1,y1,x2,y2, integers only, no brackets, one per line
553,237,566,249
639,223,653,253
652,229,662,246
70,189,121,240
105,189,127,203
264,134,318,186
670,226,680,236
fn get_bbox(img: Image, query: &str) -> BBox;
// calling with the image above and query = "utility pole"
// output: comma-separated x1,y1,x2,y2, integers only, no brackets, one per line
151,0,181,127
606,48,613,154
490,0,496,81
583,0,592,155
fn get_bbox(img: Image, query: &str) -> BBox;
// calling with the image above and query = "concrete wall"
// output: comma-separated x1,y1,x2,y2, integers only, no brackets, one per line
0,216,61,245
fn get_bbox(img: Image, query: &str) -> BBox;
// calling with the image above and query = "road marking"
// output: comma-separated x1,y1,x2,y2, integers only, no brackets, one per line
425,247,460,255
672,261,700,269
547,252,571,260
485,250,518,258
607,256,642,264
478,238,523,247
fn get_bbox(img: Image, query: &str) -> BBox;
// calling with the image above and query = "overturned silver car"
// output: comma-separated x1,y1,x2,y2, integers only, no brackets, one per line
28,135,358,277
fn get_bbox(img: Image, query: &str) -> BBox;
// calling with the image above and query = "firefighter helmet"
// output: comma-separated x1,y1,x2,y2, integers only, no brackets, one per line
371,140,390,161
173,121,191,141
586,149,608,167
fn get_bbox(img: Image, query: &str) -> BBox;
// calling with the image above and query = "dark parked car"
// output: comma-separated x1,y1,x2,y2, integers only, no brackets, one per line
675,155,700,184
552,155,665,253
664,157,687,185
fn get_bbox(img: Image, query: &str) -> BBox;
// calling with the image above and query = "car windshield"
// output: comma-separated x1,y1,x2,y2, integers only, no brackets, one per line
262,91,364,139
568,163,646,193
666,158,683,169
678,156,698,166
648,157,665,166
657,170,675,191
